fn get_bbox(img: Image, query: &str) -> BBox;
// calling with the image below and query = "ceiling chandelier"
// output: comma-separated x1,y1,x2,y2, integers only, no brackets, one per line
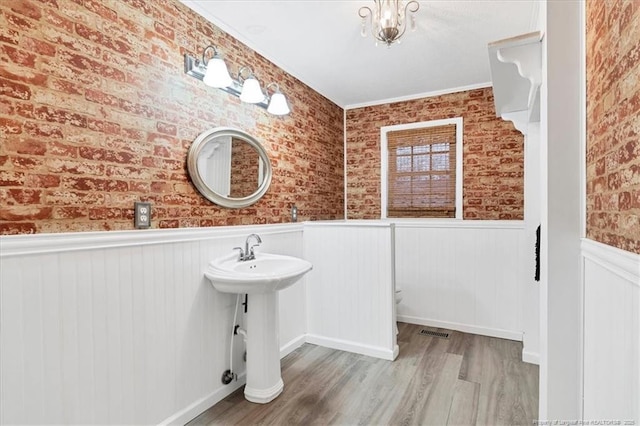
359,0,420,47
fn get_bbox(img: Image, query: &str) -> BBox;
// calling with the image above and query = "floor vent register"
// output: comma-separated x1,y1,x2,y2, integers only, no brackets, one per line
419,329,450,339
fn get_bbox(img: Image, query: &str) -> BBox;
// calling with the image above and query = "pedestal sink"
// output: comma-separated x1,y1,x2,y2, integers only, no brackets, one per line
205,250,312,403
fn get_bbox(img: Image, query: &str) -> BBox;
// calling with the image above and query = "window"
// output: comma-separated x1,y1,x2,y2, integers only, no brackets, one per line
381,118,463,219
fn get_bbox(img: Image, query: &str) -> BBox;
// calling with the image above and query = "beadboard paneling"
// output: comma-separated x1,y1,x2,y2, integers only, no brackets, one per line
582,239,640,423
394,221,527,342
0,224,305,425
303,221,397,360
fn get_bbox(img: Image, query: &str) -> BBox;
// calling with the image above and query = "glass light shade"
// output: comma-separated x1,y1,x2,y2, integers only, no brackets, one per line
202,56,232,88
267,92,290,115
239,77,265,104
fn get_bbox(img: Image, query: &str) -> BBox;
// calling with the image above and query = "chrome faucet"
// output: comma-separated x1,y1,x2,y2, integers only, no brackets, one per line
234,233,262,261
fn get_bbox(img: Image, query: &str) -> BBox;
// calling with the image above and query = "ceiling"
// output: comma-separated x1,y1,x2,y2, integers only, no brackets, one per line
180,1,539,109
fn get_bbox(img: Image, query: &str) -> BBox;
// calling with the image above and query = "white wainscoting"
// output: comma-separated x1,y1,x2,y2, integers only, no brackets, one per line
582,239,640,423
393,220,529,344
0,224,306,426
303,221,398,360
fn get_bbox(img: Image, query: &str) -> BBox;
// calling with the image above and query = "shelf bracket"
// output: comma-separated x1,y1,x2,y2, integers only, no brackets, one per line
488,31,543,128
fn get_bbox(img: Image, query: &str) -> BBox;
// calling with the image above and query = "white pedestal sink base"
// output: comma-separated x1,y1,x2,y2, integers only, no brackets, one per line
245,378,283,404
244,292,283,404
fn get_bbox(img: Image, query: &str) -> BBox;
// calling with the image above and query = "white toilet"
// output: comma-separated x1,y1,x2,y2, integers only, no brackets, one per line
395,289,402,335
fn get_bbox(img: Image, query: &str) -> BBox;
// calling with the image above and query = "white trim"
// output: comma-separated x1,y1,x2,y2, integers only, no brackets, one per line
579,1,587,241
522,350,540,365
529,0,541,32
397,315,523,342
579,3,587,420
279,334,306,359
305,334,396,361
157,373,246,426
345,82,492,110
303,220,393,228
380,117,464,220
0,223,304,257
388,219,524,229
581,239,640,286
344,108,348,219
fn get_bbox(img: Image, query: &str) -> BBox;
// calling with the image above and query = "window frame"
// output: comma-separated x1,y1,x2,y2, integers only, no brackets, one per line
380,117,463,220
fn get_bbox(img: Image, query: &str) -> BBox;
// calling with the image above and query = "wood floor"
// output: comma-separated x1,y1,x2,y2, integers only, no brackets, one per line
188,323,539,426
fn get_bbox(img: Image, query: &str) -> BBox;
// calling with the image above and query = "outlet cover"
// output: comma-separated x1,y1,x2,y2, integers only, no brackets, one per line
134,202,151,229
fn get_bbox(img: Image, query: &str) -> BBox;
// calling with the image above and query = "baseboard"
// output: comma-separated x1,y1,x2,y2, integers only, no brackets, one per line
305,334,396,360
397,315,523,342
522,350,540,365
158,373,246,426
280,334,306,359
159,334,305,426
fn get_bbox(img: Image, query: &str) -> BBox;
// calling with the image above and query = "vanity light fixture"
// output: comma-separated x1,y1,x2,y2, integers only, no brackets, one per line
359,0,420,47
266,83,291,116
201,45,233,88
184,45,290,115
238,67,266,104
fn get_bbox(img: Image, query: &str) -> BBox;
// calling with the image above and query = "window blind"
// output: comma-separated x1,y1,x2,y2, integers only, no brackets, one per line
387,124,457,218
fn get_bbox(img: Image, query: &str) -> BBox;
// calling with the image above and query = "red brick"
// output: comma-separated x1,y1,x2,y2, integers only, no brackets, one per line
87,118,121,135
84,0,117,22
0,78,31,100
44,10,74,33
4,138,47,155
9,0,42,20
52,207,87,219
89,207,123,220
153,21,175,40
20,36,56,57
0,117,23,134
0,206,52,221
2,44,37,68
33,106,87,128
0,26,20,45
0,223,37,234
62,177,129,192
25,174,61,188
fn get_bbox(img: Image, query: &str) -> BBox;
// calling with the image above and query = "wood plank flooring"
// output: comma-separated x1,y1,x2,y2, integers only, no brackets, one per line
188,323,539,426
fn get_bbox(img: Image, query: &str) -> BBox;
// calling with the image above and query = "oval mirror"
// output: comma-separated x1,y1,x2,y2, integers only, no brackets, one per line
187,127,272,208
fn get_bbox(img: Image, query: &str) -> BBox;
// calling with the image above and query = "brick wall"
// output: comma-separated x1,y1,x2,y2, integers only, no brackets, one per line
0,0,344,234
586,0,640,254
346,87,524,220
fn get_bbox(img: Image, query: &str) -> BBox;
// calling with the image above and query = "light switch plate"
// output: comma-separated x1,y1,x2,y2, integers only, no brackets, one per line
134,202,151,229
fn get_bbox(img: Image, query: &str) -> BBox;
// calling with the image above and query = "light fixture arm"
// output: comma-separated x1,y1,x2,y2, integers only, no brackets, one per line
236,66,251,83
201,45,219,66
265,83,280,95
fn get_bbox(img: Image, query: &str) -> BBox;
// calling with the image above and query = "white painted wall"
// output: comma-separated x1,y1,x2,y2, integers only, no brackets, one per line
582,240,640,423
0,224,306,425
394,220,528,344
303,221,397,360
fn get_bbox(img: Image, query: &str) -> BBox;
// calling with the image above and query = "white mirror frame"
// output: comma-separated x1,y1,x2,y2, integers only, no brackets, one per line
187,127,272,208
